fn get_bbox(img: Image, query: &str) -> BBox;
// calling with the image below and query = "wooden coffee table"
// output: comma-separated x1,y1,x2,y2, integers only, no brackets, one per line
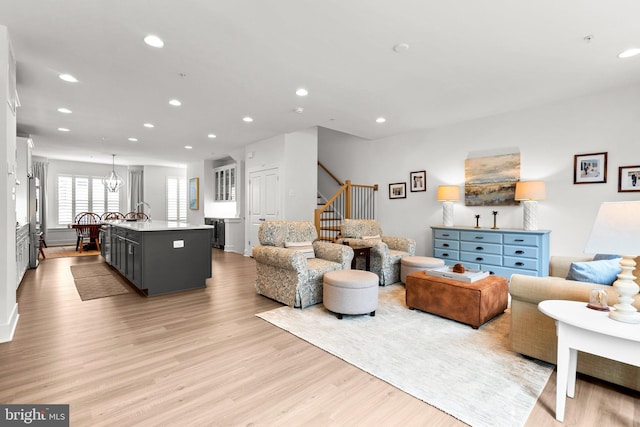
405,271,508,329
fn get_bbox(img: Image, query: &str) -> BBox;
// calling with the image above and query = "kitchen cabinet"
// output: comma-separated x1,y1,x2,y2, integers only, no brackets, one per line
214,164,236,201
105,221,213,296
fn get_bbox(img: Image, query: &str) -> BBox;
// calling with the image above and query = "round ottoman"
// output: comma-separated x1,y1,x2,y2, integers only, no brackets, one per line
400,256,445,283
323,270,379,319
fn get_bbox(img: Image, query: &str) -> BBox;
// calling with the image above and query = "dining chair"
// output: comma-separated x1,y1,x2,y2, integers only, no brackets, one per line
101,211,125,221
75,212,101,252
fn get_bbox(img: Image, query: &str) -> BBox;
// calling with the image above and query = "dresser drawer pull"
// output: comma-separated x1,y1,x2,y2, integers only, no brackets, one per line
515,262,525,266
442,253,450,257
475,257,484,261
515,250,525,254
514,239,524,242
475,246,484,251
475,236,484,240
442,233,450,237
442,243,450,247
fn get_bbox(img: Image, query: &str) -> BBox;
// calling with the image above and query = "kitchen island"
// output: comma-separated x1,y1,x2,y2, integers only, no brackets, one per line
103,221,213,296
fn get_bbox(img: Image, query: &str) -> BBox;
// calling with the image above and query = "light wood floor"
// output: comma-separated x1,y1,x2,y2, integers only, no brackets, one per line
2,251,638,426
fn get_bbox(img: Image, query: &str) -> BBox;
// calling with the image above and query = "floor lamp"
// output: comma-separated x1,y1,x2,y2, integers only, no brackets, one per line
436,185,460,227
515,181,546,230
584,201,640,323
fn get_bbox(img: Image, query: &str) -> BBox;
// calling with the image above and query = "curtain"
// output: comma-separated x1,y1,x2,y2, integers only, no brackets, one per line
129,168,144,213
32,161,49,239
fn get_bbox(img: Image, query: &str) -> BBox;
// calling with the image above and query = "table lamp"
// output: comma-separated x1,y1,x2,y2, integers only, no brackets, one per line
436,185,460,227
584,201,640,323
514,181,546,230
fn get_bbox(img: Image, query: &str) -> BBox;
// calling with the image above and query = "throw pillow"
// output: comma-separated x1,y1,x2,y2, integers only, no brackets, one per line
362,235,381,240
284,241,313,248
593,253,621,261
566,258,622,285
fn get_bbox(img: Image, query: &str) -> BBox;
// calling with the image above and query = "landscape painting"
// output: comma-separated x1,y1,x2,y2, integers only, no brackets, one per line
465,153,521,206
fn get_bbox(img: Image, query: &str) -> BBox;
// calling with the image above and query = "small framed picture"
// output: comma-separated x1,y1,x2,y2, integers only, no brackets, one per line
410,170,426,192
618,165,640,192
573,152,607,184
389,182,407,199
189,177,199,210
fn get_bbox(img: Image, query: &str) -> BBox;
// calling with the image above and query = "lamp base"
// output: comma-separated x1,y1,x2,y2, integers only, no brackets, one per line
442,201,454,227
609,256,640,323
522,200,538,231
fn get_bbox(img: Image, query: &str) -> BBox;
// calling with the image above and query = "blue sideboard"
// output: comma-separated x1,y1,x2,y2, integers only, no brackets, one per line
431,226,551,278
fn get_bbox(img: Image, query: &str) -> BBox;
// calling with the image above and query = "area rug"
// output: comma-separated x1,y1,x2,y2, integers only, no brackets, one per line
70,263,132,301
256,284,553,427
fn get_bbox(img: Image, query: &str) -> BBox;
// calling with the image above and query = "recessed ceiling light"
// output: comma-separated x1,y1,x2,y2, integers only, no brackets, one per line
128,137,138,142
294,107,304,114
296,88,308,97
143,123,154,128
57,127,70,132
184,145,193,149
169,99,182,106
243,116,253,123
618,48,640,59
376,117,386,123
59,74,78,83
208,133,217,139
144,35,164,48
57,107,72,114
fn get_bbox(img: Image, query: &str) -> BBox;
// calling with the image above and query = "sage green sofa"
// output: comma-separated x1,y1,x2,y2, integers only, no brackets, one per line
510,255,640,391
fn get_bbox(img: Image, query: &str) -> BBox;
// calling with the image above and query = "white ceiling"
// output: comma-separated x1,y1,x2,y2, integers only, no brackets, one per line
2,0,640,168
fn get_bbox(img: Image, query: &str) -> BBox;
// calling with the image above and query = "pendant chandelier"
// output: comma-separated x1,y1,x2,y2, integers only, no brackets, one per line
102,154,123,192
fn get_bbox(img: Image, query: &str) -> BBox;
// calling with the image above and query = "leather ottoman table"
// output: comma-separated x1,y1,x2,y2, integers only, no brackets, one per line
405,271,508,329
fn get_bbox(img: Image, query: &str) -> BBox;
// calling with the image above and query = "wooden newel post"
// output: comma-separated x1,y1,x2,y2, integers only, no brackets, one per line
345,180,352,219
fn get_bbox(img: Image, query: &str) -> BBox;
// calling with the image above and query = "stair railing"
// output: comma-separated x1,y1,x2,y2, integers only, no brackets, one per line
315,163,378,241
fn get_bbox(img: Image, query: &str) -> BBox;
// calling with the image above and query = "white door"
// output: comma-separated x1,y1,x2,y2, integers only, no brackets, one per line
248,167,280,253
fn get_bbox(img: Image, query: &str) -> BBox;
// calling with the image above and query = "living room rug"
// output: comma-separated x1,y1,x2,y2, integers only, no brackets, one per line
70,263,132,301
257,284,553,427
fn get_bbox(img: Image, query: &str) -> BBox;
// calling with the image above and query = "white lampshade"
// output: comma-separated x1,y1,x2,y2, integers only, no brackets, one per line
584,201,640,255
584,201,640,323
436,185,460,202
514,181,546,201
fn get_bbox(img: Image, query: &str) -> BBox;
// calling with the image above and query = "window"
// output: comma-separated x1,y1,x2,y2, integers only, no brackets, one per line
167,176,187,222
57,175,120,224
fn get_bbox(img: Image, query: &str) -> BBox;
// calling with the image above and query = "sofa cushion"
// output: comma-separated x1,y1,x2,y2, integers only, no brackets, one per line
565,258,622,285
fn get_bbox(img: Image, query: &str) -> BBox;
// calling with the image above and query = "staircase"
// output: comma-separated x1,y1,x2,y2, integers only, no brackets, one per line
315,162,378,242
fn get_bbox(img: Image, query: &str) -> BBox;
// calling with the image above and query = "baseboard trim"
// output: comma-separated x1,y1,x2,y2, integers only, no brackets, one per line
0,303,19,343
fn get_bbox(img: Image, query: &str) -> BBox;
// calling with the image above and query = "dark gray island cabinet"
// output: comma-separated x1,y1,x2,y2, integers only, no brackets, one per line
105,221,213,296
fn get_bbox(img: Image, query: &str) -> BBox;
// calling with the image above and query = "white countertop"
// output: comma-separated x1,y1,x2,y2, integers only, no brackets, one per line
107,220,214,232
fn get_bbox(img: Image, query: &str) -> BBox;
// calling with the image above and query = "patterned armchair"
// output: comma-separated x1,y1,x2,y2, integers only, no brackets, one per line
253,221,354,308
338,219,416,285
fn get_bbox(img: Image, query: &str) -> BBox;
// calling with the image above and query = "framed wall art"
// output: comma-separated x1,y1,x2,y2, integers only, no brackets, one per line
618,165,640,192
410,170,426,192
574,152,607,184
189,177,199,210
389,182,406,199
464,152,520,206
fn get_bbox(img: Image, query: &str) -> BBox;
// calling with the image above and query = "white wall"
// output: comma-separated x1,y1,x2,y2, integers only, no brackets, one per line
319,84,640,257
284,127,318,221
1,25,19,342
143,165,186,222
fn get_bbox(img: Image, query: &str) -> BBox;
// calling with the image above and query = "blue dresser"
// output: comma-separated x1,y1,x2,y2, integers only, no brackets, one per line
431,226,551,279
